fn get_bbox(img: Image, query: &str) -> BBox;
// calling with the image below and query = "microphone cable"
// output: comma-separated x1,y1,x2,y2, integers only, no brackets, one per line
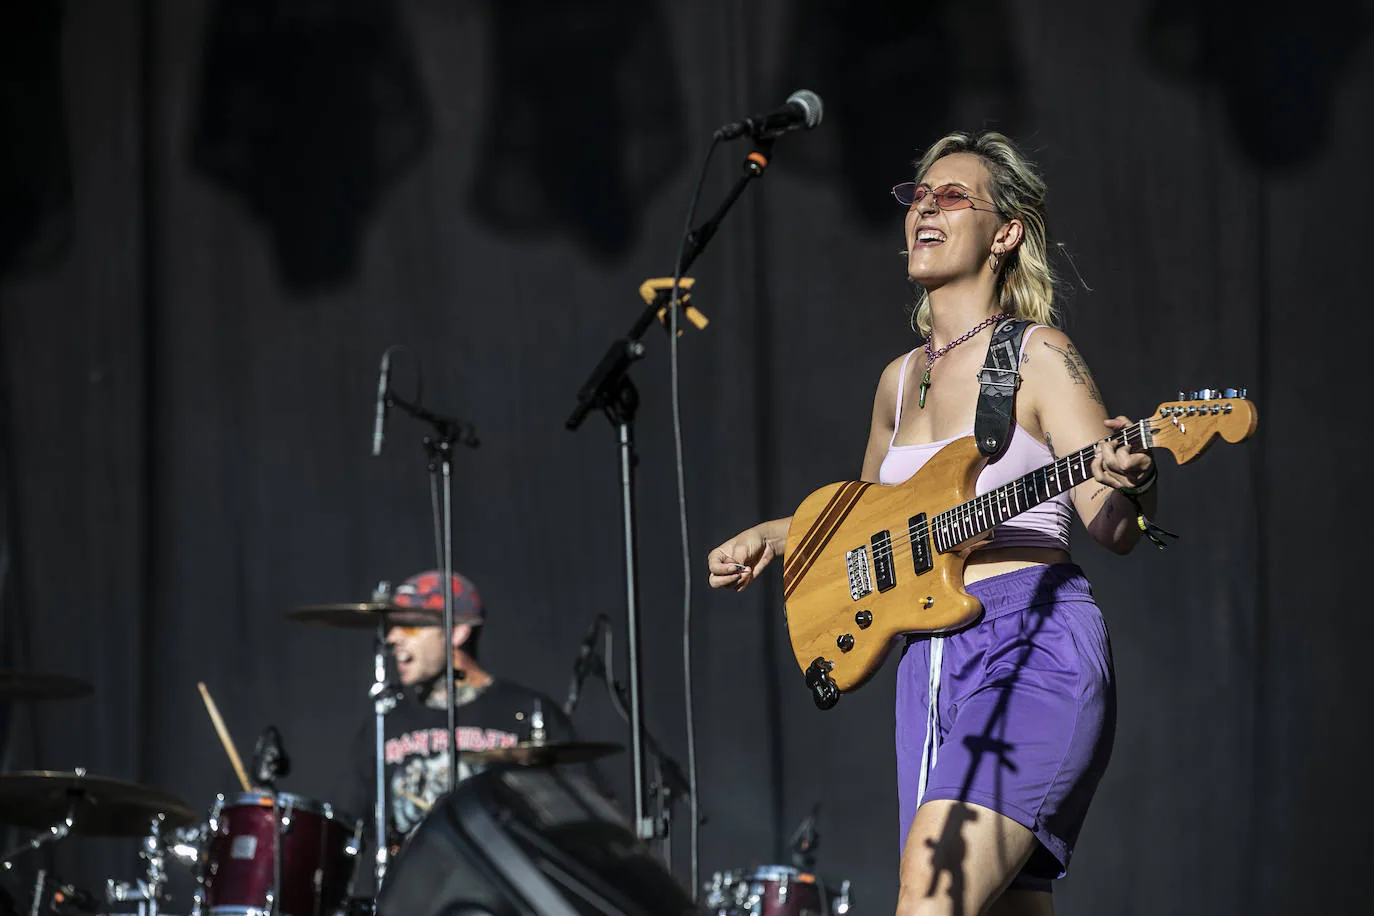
667,135,721,899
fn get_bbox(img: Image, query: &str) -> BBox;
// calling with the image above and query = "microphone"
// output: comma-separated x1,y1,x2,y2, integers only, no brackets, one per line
788,803,821,869
713,89,823,141
251,725,291,788
562,615,607,716
371,349,392,457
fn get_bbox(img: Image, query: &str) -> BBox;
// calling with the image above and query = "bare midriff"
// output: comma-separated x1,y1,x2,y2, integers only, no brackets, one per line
964,545,1072,585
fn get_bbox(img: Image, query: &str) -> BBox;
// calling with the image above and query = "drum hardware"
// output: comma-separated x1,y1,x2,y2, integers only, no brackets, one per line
0,671,93,702
17,869,98,916
283,603,479,629
365,582,404,894
0,771,195,841
702,866,849,916
105,814,178,916
197,790,359,916
560,621,690,854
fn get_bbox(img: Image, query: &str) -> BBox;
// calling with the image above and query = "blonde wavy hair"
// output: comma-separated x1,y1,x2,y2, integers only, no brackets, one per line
908,131,1059,338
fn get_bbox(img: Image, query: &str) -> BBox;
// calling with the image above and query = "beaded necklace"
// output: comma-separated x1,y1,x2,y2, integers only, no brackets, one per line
918,313,1009,408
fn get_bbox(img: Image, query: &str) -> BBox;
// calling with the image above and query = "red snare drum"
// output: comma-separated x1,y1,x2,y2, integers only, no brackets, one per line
201,791,360,916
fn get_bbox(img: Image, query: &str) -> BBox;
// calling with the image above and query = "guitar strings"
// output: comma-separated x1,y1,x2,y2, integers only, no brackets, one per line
874,421,1150,562
858,421,1154,568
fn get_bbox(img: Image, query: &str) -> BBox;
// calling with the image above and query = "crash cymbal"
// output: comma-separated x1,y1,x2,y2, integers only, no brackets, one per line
0,671,93,701
462,741,624,767
286,602,481,629
0,771,196,836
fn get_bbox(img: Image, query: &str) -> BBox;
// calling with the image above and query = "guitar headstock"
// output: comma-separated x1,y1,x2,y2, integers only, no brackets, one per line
1148,388,1258,464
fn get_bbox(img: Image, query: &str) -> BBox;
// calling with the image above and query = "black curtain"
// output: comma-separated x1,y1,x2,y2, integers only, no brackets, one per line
2,2,1372,913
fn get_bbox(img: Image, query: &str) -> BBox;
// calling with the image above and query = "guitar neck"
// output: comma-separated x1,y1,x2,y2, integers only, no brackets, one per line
931,420,1150,553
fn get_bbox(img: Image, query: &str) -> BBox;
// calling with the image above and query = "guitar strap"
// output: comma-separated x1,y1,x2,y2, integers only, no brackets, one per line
974,318,1032,460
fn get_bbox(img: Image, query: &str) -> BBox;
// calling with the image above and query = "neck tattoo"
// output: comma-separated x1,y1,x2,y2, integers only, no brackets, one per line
918,313,1009,408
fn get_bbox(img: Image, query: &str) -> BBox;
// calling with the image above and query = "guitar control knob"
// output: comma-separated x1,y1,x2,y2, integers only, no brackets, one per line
837,633,855,653
854,610,872,629
923,596,934,608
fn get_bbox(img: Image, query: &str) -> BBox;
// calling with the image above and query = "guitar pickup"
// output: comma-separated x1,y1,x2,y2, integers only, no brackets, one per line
908,513,933,574
845,546,873,601
870,530,896,593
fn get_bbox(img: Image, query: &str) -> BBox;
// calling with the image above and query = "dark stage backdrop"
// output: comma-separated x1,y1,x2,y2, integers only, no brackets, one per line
2,2,1372,913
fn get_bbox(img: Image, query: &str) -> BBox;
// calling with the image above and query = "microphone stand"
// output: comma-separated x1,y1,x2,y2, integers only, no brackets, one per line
564,138,775,842
382,388,480,797
570,646,693,862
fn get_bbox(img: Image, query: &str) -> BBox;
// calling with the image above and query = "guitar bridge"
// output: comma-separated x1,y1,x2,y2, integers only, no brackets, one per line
845,546,873,600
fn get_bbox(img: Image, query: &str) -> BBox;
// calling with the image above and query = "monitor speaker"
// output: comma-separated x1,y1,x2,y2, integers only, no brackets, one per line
376,766,700,916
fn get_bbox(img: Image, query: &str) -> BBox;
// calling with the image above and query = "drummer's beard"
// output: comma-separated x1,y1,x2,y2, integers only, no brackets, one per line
414,668,483,709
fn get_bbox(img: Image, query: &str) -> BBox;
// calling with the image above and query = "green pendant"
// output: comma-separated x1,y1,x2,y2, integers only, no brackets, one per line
918,369,931,408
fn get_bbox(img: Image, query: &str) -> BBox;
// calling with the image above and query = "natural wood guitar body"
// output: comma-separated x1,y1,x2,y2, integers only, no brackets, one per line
779,395,1257,709
782,436,987,702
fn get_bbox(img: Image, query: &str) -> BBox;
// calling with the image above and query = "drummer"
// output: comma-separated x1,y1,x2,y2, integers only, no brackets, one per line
342,569,584,840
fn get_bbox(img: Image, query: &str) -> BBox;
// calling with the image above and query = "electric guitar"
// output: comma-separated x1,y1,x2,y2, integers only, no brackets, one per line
781,392,1258,709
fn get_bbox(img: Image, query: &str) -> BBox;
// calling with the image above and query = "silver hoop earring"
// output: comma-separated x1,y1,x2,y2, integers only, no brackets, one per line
988,251,1000,272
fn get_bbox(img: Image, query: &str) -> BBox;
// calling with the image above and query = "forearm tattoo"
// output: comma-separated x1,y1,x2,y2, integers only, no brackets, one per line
1042,341,1105,406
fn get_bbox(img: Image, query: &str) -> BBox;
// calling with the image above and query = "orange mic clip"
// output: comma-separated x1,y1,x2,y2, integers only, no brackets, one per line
641,277,708,336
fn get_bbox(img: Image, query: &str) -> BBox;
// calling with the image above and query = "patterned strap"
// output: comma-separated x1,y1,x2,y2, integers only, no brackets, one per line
974,318,1032,459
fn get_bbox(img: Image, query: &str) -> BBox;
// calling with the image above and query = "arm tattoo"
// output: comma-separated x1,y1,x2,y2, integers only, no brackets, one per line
1044,431,1056,458
1042,340,1105,406
1091,485,1111,501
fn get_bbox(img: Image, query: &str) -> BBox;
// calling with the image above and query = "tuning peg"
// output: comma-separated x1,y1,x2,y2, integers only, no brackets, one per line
1239,387,1247,398
1178,390,1187,401
1222,387,1238,398
1189,390,1199,400
1199,388,1213,399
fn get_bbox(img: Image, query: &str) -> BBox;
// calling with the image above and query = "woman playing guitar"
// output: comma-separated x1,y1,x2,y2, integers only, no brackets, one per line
707,132,1157,916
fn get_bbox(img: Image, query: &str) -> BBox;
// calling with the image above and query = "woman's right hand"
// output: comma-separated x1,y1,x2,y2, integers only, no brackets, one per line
707,525,777,592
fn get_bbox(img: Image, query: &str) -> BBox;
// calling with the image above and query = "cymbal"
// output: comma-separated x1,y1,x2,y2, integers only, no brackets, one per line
0,771,196,836
286,602,481,629
0,670,93,701
463,741,624,767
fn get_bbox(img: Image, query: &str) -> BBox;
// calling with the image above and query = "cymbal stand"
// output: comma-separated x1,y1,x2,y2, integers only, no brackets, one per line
106,814,171,916
367,588,404,890
0,801,72,867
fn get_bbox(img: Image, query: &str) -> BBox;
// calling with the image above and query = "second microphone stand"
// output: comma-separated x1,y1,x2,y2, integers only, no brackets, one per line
382,389,480,801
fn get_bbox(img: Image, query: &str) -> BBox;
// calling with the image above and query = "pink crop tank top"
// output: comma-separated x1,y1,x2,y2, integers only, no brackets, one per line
877,326,1074,551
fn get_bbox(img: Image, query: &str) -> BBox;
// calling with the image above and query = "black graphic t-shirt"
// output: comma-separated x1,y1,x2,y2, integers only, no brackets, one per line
343,678,576,838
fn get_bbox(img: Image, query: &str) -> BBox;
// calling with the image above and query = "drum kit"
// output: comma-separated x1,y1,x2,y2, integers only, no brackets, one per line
1,595,857,916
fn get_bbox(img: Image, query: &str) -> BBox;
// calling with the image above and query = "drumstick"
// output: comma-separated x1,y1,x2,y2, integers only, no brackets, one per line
197,682,252,792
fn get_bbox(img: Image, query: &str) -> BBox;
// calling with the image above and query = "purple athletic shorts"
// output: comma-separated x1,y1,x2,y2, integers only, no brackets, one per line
896,563,1115,889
